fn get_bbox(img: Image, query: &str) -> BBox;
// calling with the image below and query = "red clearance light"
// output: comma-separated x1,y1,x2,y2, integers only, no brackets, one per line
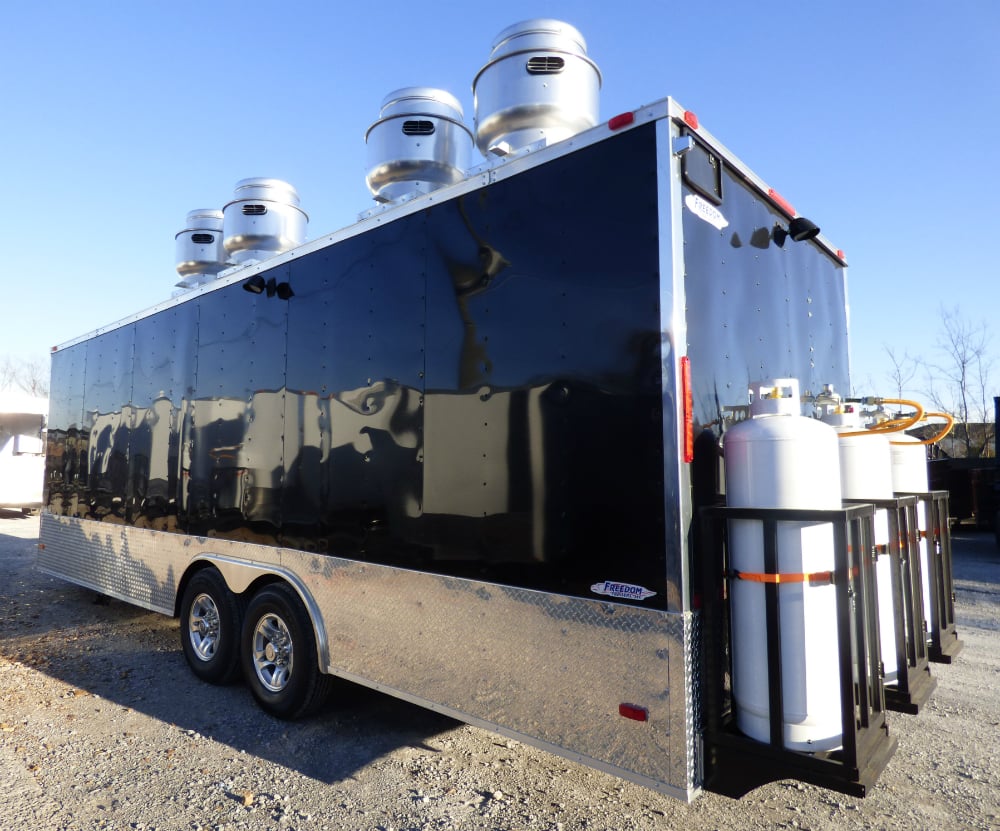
837,249,846,261
608,111,635,131
768,188,796,217
683,110,699,129
51,345,58,353
681,356,694,463
619,703,649,722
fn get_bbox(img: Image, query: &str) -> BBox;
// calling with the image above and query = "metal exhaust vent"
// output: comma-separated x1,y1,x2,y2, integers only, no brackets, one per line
222,178,308,265
473,19,602,156
365,87,473,203
175,208,227,289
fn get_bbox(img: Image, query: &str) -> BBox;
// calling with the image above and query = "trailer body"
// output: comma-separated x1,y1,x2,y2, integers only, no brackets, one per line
38,98,850,800
0,394,47,511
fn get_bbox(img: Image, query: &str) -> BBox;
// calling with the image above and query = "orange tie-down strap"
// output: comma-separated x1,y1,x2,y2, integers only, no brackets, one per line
730,569,834,585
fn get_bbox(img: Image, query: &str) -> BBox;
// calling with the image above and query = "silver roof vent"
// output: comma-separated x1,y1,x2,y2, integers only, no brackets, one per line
365,87,473,203
223,178,308,265
175,209,227,289
473,19,602,156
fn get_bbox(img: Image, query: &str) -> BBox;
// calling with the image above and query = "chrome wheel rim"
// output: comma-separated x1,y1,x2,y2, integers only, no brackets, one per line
251,613,293,692
188,592,221,662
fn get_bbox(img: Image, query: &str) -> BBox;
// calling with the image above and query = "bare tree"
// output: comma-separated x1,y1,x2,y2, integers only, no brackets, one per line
0,356,13,391
0,355,49,398
923,306,994,457
882,344,919,400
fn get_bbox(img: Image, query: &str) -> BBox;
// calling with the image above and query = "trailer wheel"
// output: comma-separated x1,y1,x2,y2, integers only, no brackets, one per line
179,568,244,685
241,582,333,719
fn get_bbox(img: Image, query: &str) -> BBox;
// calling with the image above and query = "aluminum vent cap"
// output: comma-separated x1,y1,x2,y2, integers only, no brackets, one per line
223,178,308,264
473,19,601,156
175,208,227,287
365,87,473,203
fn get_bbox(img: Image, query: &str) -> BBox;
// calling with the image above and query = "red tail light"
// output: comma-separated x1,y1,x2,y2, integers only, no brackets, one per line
681,356,694,463
619,703,649,722
768,188,796,217
608,111,635,131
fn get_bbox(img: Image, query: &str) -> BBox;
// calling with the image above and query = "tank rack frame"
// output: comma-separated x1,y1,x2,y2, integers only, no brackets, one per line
846,495,936,714
902,490,963,664
699,503,897,799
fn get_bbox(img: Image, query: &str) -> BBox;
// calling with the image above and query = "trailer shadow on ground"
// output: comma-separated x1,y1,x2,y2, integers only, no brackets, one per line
0,520,462,785
0,508,36,520
950,529,1000,586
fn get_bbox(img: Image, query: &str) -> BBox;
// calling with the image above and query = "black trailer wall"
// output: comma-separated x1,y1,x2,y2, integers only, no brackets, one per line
44,125,672,609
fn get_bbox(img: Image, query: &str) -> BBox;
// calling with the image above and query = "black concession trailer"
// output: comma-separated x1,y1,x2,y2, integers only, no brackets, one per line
40,76,932,800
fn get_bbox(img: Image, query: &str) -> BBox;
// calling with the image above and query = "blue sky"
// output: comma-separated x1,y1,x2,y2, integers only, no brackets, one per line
2,1,997,404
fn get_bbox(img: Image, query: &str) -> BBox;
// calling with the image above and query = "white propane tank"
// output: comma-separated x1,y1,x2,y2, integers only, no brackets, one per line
723,379,844,751
819,404,898,685
891,434,933,638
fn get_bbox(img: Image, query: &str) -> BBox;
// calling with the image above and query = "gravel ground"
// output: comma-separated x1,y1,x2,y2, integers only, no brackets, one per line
1,511,998,831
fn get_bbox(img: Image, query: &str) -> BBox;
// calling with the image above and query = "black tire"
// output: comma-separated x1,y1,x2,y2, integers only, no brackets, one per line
179,568,244,685
240,582,333,719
